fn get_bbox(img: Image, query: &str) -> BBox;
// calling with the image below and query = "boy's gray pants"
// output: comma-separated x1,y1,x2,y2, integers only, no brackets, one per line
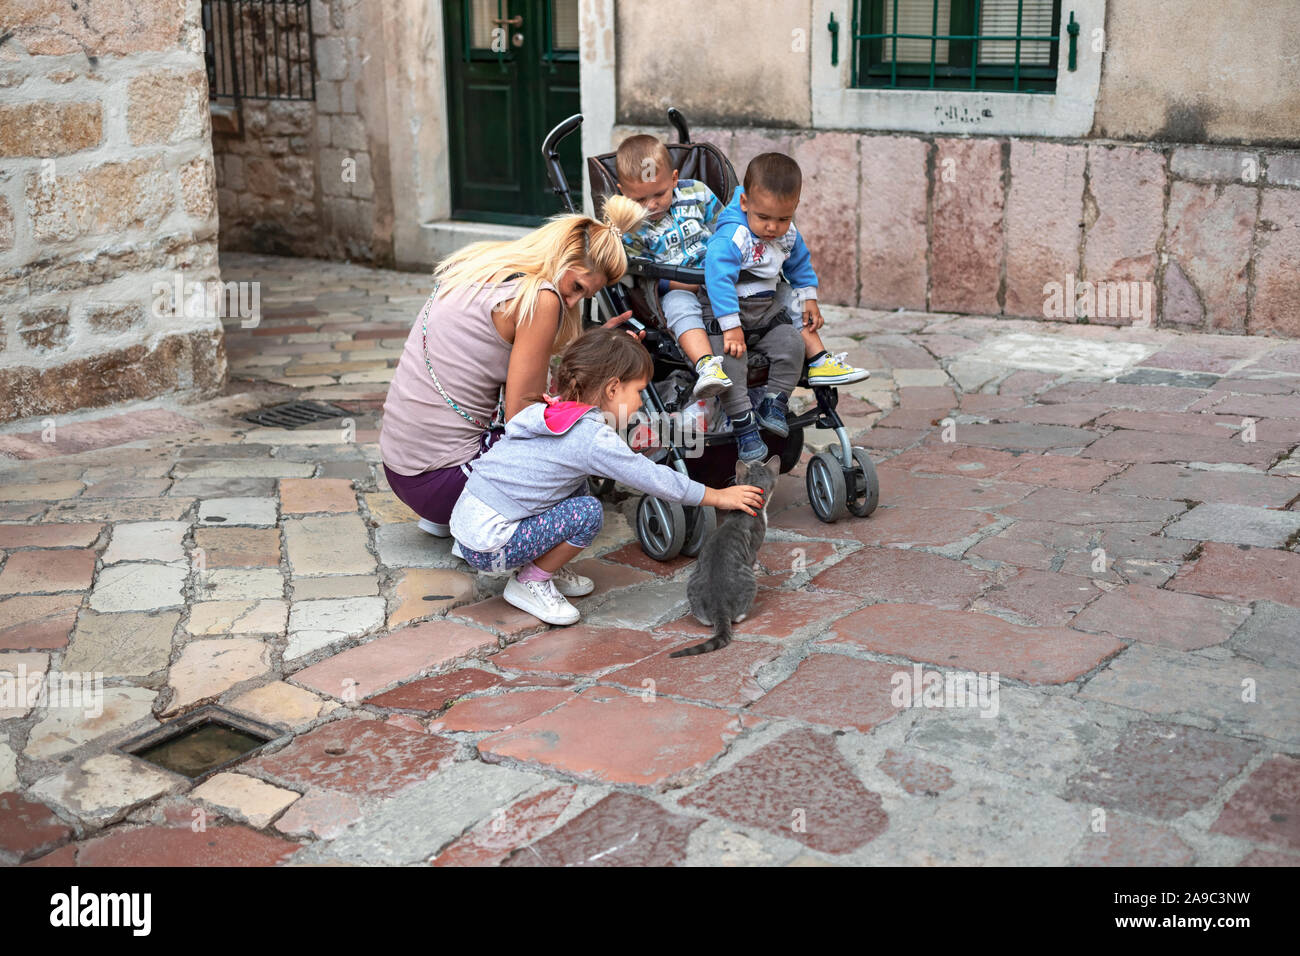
698,290,804,420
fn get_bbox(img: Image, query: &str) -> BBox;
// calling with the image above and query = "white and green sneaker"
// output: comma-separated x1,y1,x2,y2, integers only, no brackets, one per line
692,354,732,401
807,352,870,386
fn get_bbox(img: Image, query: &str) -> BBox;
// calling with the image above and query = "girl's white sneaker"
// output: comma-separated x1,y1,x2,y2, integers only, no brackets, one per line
503,573,580,626
549,564,595,597
418,517,451,537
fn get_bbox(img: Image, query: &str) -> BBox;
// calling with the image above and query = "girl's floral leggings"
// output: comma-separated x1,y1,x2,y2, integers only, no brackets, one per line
458,496,604,572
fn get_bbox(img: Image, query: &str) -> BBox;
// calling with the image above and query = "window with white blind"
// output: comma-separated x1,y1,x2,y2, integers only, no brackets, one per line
855,0,1062,92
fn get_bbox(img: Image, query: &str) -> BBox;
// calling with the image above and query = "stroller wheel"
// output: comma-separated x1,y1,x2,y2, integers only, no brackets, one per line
680,505,717,558
806,450,849,523
636,495,687,561
588,476,615,498
846,447,880,517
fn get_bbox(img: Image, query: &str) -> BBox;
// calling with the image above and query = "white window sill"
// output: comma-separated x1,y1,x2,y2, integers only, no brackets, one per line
811,0,1105,137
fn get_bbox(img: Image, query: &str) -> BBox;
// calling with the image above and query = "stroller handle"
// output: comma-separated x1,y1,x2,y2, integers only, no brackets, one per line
542,113,584,213
667,107,691,144
626,258,706,285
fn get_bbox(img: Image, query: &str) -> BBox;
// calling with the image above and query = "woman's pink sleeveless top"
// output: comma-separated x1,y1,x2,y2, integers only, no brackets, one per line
380,277,556,476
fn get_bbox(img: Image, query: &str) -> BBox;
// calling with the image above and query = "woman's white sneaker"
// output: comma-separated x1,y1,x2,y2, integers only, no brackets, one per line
503,573,580,625
549,564,595,597
418,517,451,537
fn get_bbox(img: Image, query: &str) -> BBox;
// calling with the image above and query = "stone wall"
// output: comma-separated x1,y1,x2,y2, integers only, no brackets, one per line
212,0,393,263
613,125,1300,336
0,0,226,423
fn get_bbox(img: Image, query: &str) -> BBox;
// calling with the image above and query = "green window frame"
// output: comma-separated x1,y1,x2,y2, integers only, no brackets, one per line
853,0,1062,93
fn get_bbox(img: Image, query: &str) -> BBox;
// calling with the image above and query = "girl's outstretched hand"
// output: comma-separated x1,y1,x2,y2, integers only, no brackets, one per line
705,484,766,516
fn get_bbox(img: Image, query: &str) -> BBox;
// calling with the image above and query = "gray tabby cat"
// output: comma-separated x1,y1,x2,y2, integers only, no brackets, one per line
671,455,779,658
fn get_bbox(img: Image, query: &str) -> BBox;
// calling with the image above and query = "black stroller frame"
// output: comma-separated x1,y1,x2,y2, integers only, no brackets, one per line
541,109,880,561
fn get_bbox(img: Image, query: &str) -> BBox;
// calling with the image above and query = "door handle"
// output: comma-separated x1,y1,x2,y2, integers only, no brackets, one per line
493,15,523,26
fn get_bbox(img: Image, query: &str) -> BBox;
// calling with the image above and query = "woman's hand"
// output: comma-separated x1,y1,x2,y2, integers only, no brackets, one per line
703,484,765,516
605,310,645,340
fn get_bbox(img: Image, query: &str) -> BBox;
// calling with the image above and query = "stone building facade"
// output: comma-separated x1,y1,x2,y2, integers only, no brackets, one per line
0,0,225,424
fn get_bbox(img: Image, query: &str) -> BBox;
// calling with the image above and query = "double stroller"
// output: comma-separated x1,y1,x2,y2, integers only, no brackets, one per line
541,109,880,561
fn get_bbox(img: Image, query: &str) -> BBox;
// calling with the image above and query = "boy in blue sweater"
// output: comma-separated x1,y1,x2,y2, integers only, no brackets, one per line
701,152,867,461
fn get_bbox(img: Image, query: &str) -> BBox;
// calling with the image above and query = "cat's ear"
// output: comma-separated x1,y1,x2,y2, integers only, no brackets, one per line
763,455,780,477
734,458,749,483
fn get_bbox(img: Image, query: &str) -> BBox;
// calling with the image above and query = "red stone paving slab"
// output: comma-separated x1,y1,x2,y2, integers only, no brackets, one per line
247,718,457,798
1,409,203,457
1063,721,1257,820
1000,454,1125,491
1071,814,1196,866
1002,487,1187,525
448,595,550,640
881,443,1025,478
386,714,425,734
566,558,656,593
22,844,78,866
1139,345,1264,374
596,542,693,577
1211,756,1300,851
975,568,1102,626
0,792,74,863
655,589,862,642
754,540,839,584
810,548,992,608
602,640,783,708
499,791,703,866
997,370,1060,396
430,689,576,732
292,619,499,700
936,422,1101,452
365,667,506,712
873,470,1036,510
876,407,946,430
878,749,955,795
0,594,82,649
898,386,958,409
432,785,579,866
0,524,103,548
274,788,363,840
966,530,1056,571
960,394,1028,415
498,673,576,688
491,624,679,676
1099,463,1298,508
1238,849,1300,866
68,825,302,866
824,603,1125,684
191,527,281,568
1253,418,1300,444
854,426,930,450
1070,585,1250,650
749,654,903,732
1081,430,1289,467
0,503,47,521
1210,393,1300,419
1095,410,1246,439
1168,542,1300,608
1037,382,1205,412
478,686,751,787
81,479,173,499
0,549,96,594
847,506,998,548
680,727,888,855
990,403,1111,427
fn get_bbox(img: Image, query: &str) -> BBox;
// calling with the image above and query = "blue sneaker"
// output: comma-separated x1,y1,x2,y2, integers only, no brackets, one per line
731,412,769,462
754,392,790,438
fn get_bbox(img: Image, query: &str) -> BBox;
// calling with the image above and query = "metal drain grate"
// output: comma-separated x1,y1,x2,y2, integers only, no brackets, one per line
240,400,349,429
118,706,283,781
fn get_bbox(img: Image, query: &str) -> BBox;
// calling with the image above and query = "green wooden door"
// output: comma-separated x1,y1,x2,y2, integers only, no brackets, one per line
444,0,583,225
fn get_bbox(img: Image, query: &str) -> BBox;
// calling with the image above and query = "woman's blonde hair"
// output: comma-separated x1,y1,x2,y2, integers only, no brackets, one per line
431,194,647,353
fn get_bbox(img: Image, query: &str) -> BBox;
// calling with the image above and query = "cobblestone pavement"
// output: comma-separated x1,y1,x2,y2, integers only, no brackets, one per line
1,252,1297,866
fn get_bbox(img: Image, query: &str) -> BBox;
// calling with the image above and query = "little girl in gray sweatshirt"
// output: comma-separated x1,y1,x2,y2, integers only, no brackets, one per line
449,326,765,626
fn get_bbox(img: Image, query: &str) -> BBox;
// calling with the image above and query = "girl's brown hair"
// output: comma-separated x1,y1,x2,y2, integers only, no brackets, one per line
544,326,654,406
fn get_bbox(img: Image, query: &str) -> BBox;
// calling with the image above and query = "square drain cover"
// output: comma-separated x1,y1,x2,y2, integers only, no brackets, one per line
119,706,282,780
240,400,348,429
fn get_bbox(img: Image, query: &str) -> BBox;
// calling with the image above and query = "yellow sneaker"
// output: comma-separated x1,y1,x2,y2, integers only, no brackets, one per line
807,352,870,386
692,354,733,400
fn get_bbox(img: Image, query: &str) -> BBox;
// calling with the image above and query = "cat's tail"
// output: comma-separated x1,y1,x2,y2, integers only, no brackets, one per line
669,617,732,658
